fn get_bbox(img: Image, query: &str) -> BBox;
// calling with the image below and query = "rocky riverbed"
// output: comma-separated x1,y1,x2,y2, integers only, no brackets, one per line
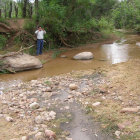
0,59,140,140
0,69,113,140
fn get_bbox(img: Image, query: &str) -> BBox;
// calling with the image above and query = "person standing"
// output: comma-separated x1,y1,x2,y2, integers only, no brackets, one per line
35,26,46,55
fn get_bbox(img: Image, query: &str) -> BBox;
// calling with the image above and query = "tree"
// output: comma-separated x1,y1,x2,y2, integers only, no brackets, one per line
9,1,12,18
15,4,18,18
35,0,39,20
4,3,7,18
0,9,1,18
23,0,28,18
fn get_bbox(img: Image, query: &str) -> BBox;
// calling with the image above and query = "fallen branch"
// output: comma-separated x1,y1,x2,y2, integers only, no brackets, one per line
60,36,72,48
0,45,34,59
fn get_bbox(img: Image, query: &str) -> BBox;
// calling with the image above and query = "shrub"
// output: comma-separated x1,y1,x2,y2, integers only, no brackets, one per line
24,20,37,34
0,35,7,50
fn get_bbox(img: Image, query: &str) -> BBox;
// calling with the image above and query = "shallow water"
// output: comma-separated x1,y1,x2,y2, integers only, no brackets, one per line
0,34,140,82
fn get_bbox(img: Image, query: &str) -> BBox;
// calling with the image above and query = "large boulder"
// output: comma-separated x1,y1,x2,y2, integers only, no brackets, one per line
4,53,42,72
73,52,94,60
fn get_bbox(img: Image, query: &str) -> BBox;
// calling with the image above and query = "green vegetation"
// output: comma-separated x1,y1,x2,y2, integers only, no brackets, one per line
23,0,117,49
0,0,140,50
112,0,140,32
0,35,7,50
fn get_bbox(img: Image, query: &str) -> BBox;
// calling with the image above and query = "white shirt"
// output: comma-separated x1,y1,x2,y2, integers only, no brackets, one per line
35,30,46,39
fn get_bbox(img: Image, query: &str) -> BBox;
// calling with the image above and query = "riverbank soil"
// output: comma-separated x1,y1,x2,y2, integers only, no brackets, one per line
78,59,140,140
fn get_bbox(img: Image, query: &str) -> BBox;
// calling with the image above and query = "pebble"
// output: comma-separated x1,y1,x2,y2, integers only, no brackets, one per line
46,87,52,92
5,116,14,122
35,115,43,124
66,138,73,140
92,102,101,107
45,129,56,139
29,102,40,109
21,136,28,140
115,130,121,137
69,84,78,90
121,107,139,113
35,132,45,139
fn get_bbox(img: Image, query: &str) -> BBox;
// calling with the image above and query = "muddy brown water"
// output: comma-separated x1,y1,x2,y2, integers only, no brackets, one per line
0,34,140,83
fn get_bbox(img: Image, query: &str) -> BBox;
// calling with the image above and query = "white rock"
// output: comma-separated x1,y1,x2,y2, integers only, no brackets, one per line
49,111,56,119
92,102,101,107
46,87,52,92
65,106,70,110
115,130,121,137
45,129,56,139
73,52,93,60
21,136,28,140
29,102,40,109
61,55,67,58
35,115,43,124
5,116,14,122
121,107,139,113
136,42,140,47
69,84,78,90
35,132,45,139
4,53,42,72
66,138,73,140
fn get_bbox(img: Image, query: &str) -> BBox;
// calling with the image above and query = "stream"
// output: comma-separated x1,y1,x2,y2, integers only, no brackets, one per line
0,34,140,83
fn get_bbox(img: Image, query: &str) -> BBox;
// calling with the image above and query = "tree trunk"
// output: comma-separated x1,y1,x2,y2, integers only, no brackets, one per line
4,3,7,18
15,5,18,18
23,0,28,18
28,5,33,18
9,1,12,18
35,0,39,21
0,9,2,18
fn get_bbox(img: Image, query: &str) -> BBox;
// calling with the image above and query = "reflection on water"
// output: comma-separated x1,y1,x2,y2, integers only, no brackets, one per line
0,35,140,82
102,39,129,64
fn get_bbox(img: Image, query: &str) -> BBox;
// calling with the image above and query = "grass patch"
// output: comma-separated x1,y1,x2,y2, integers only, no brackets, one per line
40,59,47,65
45,80,52,85
0,18,9,25
52,49,66,58
120,131,140,140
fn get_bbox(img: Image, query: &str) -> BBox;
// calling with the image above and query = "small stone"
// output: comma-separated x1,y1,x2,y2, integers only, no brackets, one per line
45,129,56,139
115,130,121,137
21,136,28,140
29,102,40,109
63,131,70,136
121,107,139,113
92,102,101,107
35,115,43,124
35,132,45,139
49,111,56,119
61,55,67,58
5,116,14,122
68,95,73,99
65,106,70,110
69,84,78,90
46,87,52,92
66,138,72,140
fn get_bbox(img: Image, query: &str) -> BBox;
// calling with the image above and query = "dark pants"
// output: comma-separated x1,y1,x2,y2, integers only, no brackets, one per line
37,39,44,55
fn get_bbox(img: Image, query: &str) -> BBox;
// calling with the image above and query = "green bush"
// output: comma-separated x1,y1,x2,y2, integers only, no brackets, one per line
0,35,7,50
24,20,37,34
0,18,9,25
112,0,140,31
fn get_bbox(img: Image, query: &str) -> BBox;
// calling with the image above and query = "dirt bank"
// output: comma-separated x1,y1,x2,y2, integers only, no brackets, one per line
79,59,140,140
